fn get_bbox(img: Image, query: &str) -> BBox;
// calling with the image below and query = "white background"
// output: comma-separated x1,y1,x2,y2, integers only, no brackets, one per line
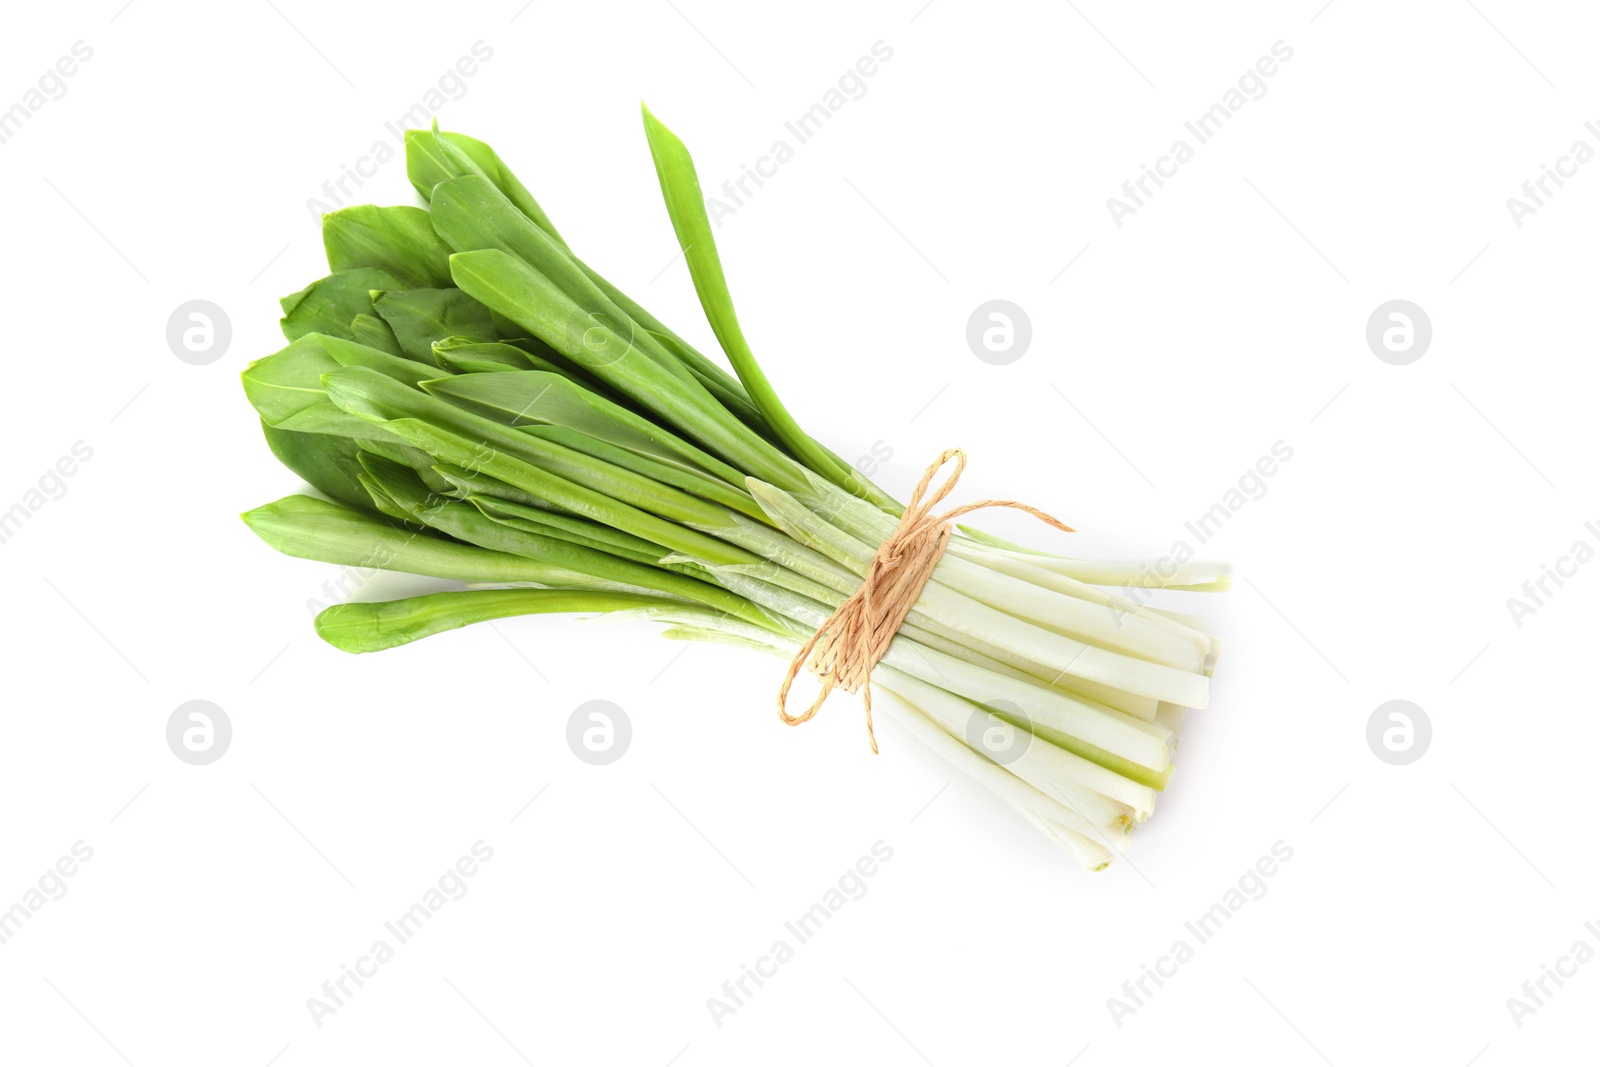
2,1,1596,1064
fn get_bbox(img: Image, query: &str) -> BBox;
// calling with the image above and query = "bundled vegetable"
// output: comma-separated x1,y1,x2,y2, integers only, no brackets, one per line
241,109,1226,870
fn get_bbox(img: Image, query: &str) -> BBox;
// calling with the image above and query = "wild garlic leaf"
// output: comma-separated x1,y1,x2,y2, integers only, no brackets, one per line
323,204,454,288
404,125,566,247
242,335,340,425
314,589,672,653
279,267,406,342
242,494,545,581
641,105,863,498
351,313,405,357
421,370,744,486
259,423,376,516
371,287,498,363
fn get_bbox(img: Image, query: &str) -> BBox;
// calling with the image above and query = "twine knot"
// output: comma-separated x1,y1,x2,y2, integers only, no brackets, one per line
776,449,1075,752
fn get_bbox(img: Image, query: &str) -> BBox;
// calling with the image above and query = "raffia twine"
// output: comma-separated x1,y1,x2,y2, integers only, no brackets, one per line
777,448,1075,753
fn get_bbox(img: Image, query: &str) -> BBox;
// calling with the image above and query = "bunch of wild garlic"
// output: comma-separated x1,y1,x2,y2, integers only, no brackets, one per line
241,110,1225,869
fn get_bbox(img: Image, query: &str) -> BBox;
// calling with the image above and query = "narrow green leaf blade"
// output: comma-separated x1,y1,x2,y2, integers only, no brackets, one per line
315,589,673,653
640,105,877,502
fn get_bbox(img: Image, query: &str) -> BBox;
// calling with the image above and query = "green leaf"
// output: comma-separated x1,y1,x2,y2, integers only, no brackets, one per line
644,328,775,441
360,451,764,624
409,127,779,445
430,337,538,373
471,494,668,563
257,426,382,515
404,125,566,247
323,365,741,532
319,333,452,386
522,423,766,521
640,105,880,504
420,370,746,487
242,494,559,583
323,204,454,288
416,131,783,448
315,589,674,653
274,401,380,439
244,334,442,435
428,175,694,378
351,313,405,356
441,131,566,245
432,338,640,413
371,287,498,362
242,335,340,426
380,416,756,567
280,268,405,342
449,248,806,493
432,463,563,512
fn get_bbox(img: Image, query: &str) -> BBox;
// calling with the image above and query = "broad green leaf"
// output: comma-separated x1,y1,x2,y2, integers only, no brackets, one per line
358,437,445,473
356,470,416,525
431,337,538,373
427,175,694,379
449,248,805,493
279,268,405,342
323,204,454,288
521,423,765,521
371,287,498,362
407,124,771,438
274,401,378,439
351,313,405,356
242,494,557,583
432,337,639,411
471,495,667,563
244,334,440,435
242,335,339,425
420,370,746,487
319,333,450,386
356,452,451,520
415,129,778,447
404,125,566,247
359,450,761,623
259,424,379,515
375,416,755,566
323,366,736,531
441,131,565,245
409,128,794,461
472,503,713,582
432,463,563,512
422,128,765,429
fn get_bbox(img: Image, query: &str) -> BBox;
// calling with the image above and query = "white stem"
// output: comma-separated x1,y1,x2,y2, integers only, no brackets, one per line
737,485,1211,709
874,663,1156,819
873,685,1126,858
945,541,1213,652
703,570,1174,774
991,552,1230,589
765,480,1206,671
696,560,1160,721
648,615,1141,834
706,514,1196,708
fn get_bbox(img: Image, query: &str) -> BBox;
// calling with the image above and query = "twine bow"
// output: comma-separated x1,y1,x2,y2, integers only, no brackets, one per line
776,448,1075,752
